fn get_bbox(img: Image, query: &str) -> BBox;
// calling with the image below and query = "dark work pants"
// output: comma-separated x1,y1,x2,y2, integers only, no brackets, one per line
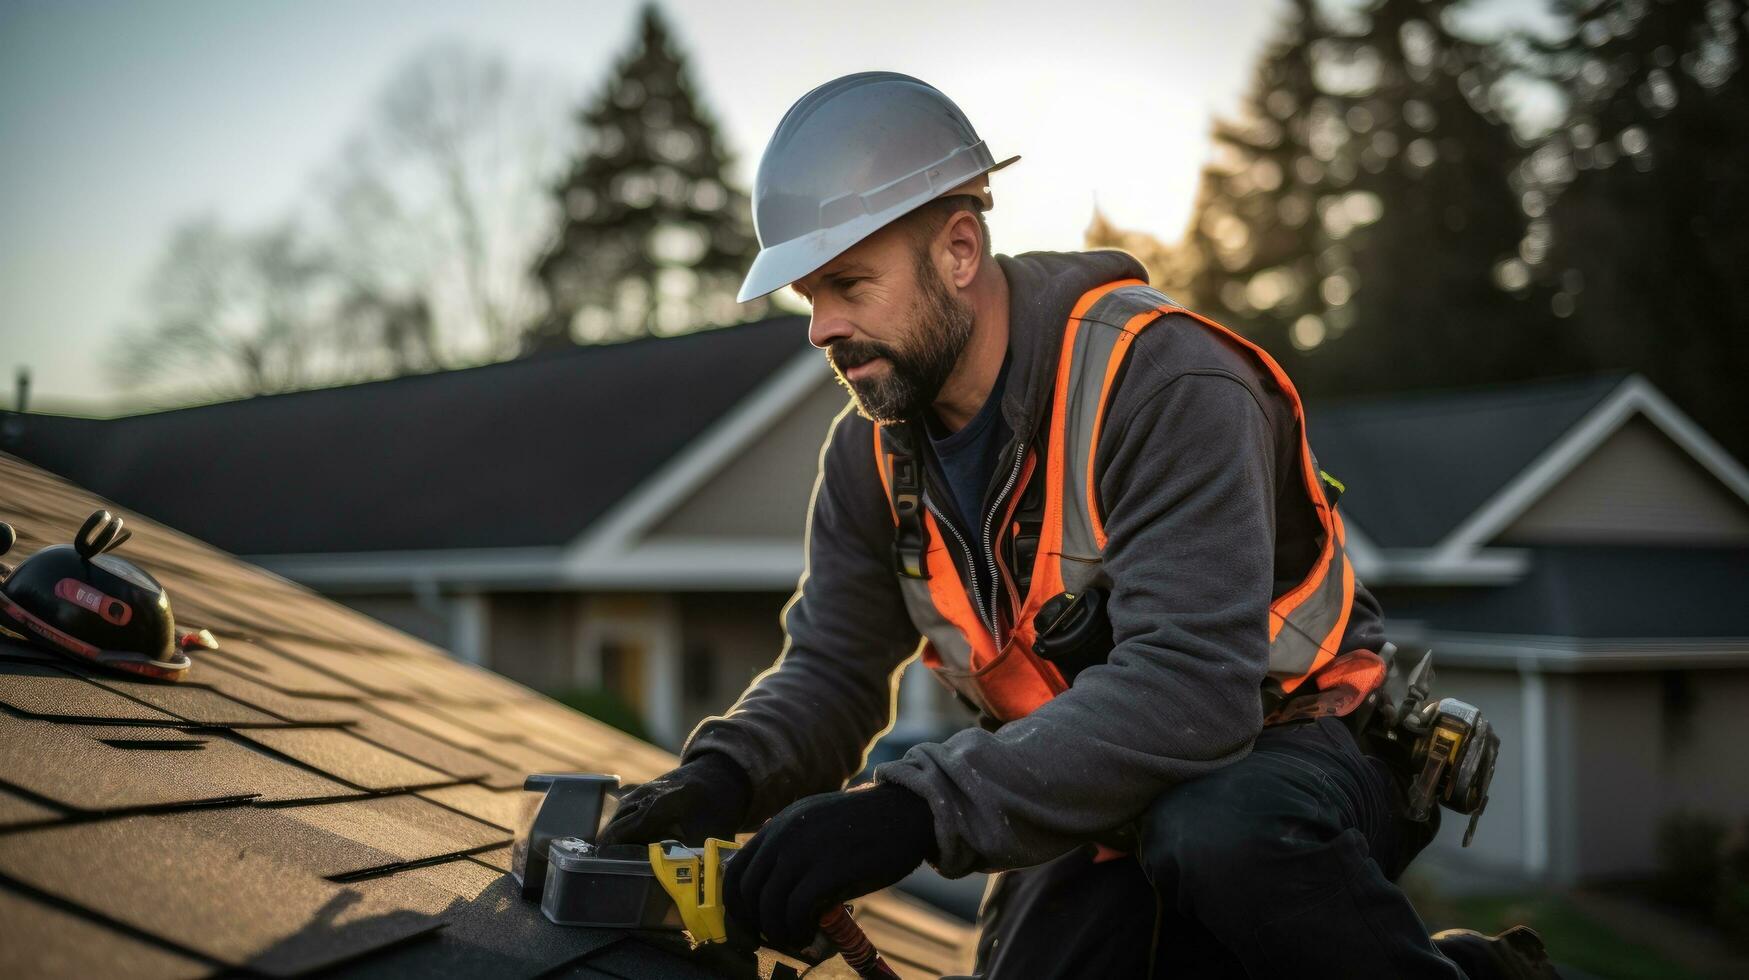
974,716,1472,979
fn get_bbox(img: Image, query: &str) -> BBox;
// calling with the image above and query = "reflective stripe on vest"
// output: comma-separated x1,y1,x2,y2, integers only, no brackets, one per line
875,281,1357,722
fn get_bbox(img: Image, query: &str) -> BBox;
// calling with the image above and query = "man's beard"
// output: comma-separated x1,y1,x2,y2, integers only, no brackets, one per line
828,249,976,424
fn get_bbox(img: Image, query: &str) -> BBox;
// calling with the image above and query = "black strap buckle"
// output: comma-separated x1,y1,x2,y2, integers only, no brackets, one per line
890,453,930,580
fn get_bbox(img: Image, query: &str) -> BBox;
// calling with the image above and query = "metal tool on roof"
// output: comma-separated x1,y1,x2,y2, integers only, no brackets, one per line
516,772,903,979
542,837,689,930
0,510,215,682
512,773,620,899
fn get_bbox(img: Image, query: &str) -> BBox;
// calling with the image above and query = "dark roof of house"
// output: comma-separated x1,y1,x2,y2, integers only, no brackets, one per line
1305,374,1631,548
4,345,1646,557
0,317,812,555
1379,544,1749,639
0,453,972,978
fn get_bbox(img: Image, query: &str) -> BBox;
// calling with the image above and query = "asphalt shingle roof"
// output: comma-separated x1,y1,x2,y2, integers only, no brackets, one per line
0,452,973,978
1305,375,1630,548
1,316,811,555
8,364,1635,561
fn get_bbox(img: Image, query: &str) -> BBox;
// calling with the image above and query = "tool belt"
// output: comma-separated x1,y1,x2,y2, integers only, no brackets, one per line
1339,644,1500,847
1021,591,1501,854
1257,643,1500,850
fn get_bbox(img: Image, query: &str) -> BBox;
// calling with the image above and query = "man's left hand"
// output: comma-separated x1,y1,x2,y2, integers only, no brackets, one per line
723,780,938,950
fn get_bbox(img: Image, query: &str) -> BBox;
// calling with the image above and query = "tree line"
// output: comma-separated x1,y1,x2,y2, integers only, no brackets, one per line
1092,0,1747,461
111,5,762,402
115,0,1747,464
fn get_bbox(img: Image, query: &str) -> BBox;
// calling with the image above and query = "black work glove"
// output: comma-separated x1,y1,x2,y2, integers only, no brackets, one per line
596,752,752,847
723,780,937,951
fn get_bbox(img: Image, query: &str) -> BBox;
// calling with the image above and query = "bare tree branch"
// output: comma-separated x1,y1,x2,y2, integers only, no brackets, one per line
316,40,569,366
109,214,337,399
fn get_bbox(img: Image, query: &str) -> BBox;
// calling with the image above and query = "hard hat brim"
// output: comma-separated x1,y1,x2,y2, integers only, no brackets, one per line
737,154,1020,303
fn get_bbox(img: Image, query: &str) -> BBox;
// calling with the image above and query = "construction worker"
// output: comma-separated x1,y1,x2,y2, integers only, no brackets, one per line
600,72,1553,979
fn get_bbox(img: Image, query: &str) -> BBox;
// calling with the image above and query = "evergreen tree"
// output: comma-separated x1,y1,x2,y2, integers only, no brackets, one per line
1182,0,1567,395
1182,0,1333,355
1527,0,1749,461
528,4,763,349
1315,0,1568,391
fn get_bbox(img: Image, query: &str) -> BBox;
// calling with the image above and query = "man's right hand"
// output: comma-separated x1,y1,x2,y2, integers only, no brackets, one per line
596,752,753,846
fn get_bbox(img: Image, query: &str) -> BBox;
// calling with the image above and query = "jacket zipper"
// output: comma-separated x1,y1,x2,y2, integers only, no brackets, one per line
980,441,1029,646
914,428,1031,647
923,439,1029,645
922,494,988,641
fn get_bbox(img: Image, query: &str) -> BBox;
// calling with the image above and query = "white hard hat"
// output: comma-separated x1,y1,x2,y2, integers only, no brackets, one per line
737,72,1019,303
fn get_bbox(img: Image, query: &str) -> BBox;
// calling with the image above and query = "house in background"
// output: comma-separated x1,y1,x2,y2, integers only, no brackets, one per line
1311,376,1749,885
0,316,921,753
8,321,1747,888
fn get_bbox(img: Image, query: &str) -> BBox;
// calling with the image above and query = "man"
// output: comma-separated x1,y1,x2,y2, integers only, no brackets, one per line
600,72,1550,979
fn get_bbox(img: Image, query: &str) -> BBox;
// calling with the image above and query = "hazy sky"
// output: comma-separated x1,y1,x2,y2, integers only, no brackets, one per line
0,0,1557,412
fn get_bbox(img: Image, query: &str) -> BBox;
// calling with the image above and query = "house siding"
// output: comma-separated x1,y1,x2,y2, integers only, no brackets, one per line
1499,415,1749,546
646,380,847,541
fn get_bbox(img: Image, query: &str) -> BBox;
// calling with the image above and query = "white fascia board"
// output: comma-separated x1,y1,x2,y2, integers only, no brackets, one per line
1345,517,1529,585
249,547,567,592
1433,377,1637,561
565,539,803,591
1364,548,1531,585
253,349,832,597
1632,378,1749,504
565,347,830,568
259,539,1524,593
1426,631,1749,672
253,539,805,594
1433,376,1749,561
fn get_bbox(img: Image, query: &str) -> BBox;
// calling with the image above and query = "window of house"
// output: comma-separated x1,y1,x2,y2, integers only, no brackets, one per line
598,636,645,711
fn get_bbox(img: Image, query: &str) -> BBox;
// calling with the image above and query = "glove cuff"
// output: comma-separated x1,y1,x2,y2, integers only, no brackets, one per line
677,751,754,834
863,779,939,865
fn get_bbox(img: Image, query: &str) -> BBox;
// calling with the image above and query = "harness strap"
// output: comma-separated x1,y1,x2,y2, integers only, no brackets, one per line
878,428,931,580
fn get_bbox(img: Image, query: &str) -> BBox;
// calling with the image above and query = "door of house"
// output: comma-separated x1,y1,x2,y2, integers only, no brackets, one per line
573,594,682,748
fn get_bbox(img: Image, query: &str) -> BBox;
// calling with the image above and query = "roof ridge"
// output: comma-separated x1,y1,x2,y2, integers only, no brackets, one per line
10,314,809,423
1309,372,1631,415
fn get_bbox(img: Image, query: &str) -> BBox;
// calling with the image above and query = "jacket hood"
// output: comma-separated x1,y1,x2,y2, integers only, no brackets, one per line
995,249,1149,440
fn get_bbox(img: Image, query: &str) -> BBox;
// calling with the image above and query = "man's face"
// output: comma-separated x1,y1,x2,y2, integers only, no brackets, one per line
791,223,975,424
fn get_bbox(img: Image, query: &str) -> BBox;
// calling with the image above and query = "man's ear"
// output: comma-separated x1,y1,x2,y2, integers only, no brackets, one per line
938,209,984,289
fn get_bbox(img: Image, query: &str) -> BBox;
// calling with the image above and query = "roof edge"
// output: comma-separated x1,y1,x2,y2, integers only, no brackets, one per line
1432,375,1749,560
248,546,567,592
1360,547,1531,586
251,540,806,594
1412,629,1749,672
14,315,810,423
564,347,833,564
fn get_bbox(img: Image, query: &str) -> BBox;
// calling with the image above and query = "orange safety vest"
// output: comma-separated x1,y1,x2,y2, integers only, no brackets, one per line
874,280,1371,724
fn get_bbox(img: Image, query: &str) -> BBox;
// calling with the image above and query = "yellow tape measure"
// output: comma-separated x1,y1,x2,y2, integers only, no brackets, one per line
649,838,741,946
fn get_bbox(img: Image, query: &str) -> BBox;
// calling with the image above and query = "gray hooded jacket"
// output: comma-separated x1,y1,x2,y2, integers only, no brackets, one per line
683,250,1386,878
